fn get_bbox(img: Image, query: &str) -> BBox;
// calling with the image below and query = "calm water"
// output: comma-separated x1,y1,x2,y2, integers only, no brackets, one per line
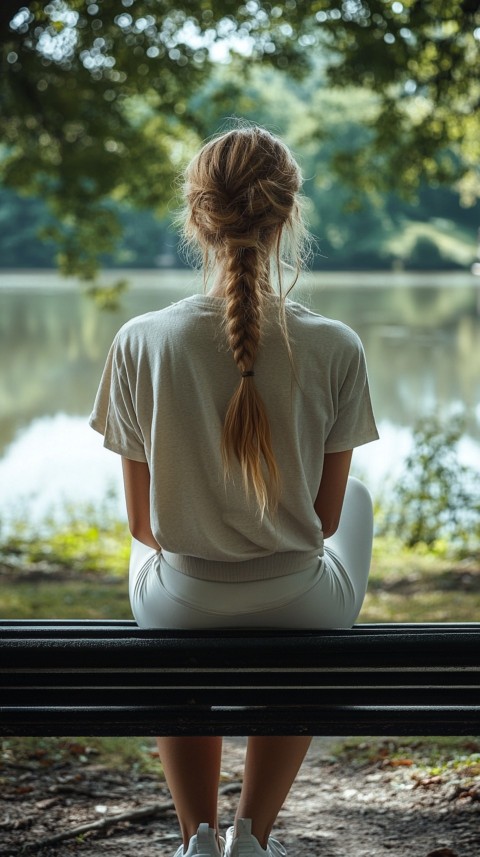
1,269,479,528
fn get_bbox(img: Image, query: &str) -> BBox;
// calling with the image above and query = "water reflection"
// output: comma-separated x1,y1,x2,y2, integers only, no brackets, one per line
0,273,197,447
1,271,479,524
0,414,125,528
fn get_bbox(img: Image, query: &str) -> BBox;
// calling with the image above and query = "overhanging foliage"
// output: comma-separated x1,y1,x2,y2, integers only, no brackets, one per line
1,1,479,291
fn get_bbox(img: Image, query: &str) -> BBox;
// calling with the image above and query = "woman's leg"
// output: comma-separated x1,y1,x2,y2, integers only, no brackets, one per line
156,736,310,852
234,736,312,849
157,736,223,849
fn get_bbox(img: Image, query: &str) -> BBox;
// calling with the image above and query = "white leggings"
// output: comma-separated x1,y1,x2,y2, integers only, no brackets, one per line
129,477,373,630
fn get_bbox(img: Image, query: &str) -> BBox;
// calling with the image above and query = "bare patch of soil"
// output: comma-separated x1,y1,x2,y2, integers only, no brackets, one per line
1,739,479,857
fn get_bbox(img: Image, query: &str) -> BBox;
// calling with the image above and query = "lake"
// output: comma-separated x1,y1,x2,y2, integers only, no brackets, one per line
1,269,479,530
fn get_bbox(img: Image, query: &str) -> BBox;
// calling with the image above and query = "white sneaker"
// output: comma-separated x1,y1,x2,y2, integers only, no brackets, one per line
225,819,287,857
174,822,225,857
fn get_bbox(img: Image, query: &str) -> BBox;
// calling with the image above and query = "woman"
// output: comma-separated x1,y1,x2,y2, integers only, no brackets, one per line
90,125,378,857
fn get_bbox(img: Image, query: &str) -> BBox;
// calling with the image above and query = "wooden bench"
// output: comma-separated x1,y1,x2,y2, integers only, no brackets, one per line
1,620,479,736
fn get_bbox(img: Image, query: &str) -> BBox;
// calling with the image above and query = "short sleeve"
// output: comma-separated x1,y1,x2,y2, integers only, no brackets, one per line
324,336,379,453
89,334,147,462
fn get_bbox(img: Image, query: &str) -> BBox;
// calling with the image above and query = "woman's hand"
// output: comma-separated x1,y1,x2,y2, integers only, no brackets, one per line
121,457,161,550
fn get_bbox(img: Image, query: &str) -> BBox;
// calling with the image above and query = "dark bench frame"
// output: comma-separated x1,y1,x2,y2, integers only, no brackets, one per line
1,620,479,737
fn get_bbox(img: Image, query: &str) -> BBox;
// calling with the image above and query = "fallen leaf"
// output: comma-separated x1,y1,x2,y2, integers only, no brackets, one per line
64,742,88,755
413,774,443,788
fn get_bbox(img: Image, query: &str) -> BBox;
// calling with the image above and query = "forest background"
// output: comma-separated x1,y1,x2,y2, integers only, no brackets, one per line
1,0,479,292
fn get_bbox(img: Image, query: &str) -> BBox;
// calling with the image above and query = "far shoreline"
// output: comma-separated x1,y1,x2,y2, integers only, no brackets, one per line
0,268,478,292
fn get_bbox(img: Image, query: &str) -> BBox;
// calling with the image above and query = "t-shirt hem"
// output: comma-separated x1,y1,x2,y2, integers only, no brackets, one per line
162,549,323,582
325,430,379,454
89,416,147,462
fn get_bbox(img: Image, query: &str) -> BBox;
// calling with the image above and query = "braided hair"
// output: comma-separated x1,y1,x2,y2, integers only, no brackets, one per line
182,125,307,517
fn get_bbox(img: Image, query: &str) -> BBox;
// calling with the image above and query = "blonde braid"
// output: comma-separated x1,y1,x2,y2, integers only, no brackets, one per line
221,244,280,516
224,245,260,373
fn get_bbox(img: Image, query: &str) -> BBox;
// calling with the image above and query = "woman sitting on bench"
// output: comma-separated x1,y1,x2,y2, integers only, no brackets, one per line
90,124,379,857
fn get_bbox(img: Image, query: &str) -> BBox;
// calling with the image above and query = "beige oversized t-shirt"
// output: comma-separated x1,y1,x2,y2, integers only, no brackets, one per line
90,294,378,581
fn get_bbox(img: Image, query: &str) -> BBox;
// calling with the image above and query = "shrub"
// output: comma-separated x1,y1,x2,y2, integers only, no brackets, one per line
386,415,480,554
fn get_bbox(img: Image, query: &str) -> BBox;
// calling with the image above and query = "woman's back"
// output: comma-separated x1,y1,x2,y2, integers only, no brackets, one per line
90,291,377,576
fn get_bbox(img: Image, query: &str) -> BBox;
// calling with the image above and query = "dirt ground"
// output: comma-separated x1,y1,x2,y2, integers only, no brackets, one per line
1,737,479,857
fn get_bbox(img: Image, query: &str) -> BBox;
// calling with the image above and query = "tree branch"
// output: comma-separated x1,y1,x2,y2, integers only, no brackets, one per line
2,782,242,855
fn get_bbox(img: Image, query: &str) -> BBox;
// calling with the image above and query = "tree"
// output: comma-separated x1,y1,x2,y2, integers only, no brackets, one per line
1,1,479,292
304,0,480,208
185,60,478,270
2,61,476,272
0,1,310,296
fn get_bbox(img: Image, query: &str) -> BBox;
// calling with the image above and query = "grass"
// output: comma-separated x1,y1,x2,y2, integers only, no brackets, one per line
329,736,480,781
0,500,133,619
358,536,480,623
0,577,132,620
1,529,478,622
1,500,131,577
2,735,479,782
1,735,160,775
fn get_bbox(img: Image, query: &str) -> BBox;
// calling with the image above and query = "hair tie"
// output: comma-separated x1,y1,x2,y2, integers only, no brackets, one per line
241,370,255,378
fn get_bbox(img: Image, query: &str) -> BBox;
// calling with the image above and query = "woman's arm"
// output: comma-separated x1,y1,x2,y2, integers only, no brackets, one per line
314,449,353,539
121,457,161,550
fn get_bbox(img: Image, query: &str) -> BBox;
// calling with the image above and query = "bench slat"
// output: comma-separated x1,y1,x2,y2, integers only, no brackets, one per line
2,705,479,737
1,622,479,736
